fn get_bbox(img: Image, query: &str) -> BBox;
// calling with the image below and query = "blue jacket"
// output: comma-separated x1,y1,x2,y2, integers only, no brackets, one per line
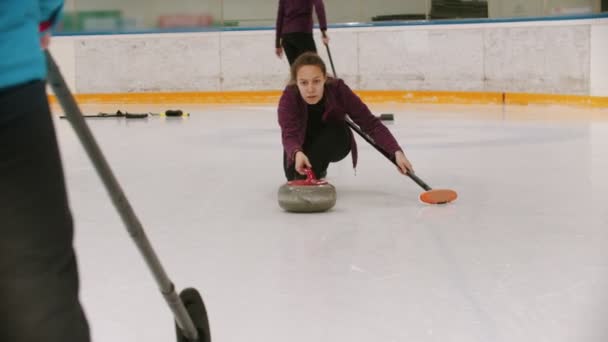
0,0,63,90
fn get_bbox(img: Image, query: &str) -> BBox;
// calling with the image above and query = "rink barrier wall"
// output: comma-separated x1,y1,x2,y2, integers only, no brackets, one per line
46,14,608,107
48,90,608,108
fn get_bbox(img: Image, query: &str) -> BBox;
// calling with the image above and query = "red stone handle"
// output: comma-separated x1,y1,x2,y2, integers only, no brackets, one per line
287,168,327,186
304,168,317,182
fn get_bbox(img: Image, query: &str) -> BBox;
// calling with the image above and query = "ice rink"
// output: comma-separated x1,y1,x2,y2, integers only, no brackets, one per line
51,102,608,342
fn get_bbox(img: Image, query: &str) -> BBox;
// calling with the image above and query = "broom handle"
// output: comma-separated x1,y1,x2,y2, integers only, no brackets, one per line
345,117,432,191
44,50,199,341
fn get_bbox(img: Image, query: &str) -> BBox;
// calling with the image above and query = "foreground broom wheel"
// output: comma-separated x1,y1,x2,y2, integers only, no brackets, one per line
175,288,211,342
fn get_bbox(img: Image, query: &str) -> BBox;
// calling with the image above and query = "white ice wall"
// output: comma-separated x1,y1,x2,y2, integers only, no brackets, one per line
590,22,608,96
48,17,608,96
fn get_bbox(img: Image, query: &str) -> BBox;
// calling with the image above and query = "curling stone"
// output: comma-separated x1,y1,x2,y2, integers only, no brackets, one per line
278,168,336,213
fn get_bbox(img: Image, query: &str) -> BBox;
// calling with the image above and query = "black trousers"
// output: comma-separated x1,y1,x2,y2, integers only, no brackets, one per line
0,81,90,342
281,32,317,65
284,122,351,181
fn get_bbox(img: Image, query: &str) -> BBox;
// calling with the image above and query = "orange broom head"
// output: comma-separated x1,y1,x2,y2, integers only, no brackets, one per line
419,189,458,204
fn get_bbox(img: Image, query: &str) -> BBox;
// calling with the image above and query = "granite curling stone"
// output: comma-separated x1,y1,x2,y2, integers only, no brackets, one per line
278,168,336,213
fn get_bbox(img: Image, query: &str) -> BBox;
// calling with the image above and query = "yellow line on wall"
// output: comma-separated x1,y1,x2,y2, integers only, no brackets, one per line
47,91,283,104
505,93,608,107
48,90,608,108
355,91,505,105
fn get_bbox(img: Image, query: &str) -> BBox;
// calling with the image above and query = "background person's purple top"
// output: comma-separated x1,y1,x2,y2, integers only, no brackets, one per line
278,78,403,169
275,0,328,48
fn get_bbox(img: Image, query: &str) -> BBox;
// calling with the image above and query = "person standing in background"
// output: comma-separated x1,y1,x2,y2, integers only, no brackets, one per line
0,1,91,341
275,0,330,65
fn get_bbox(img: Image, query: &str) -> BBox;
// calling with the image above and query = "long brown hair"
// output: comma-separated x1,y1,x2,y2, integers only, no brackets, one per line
289,52,328,85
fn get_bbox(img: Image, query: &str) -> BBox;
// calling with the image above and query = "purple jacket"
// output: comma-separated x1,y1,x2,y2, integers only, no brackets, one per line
278,78,403,169
275,0,328,48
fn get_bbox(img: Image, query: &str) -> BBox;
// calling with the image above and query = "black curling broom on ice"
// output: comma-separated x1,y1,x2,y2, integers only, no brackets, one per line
45,50,211,342
323,43,457,205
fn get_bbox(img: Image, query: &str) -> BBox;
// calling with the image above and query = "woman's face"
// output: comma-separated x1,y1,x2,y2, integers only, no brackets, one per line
296,65,326,105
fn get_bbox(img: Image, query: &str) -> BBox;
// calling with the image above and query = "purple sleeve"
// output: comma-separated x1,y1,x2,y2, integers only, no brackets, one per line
337,80,402,155
275,0,285,48
313,0,328,32
278,87,303,164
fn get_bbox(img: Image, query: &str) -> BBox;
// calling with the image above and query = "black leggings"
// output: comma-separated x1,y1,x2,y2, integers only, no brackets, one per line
281,32,317,65
284,122,351,181
0,81,90,342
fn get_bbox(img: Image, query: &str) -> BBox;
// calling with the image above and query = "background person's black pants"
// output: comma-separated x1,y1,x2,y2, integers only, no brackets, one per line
284,122,351,181
0,81,90,342
281,32,317,66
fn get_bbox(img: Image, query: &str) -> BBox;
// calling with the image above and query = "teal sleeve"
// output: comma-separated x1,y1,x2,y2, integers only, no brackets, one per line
39,0,63,32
